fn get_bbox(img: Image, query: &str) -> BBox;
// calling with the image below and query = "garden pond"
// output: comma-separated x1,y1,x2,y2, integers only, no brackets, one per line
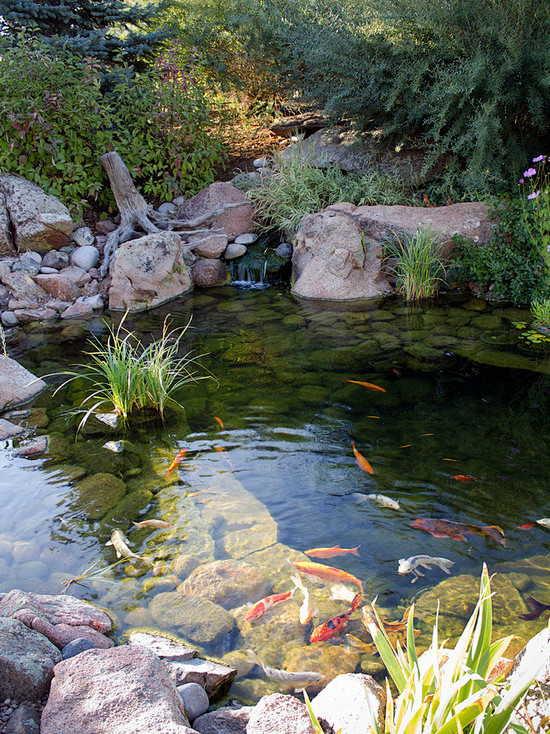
1,287,550,701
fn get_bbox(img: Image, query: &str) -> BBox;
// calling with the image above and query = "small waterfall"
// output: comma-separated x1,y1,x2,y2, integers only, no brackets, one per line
229,232,292,288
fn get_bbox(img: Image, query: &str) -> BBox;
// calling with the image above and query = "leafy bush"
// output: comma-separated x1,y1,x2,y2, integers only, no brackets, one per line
54,315,213,430
365,565,542,734
193,0,550,196
246,148,409,233
385,227,446,300
0,37,226,211
450,198,550,305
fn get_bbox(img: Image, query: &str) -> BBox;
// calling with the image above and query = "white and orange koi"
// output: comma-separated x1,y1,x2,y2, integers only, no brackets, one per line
244,589,294,621
291,573,318,625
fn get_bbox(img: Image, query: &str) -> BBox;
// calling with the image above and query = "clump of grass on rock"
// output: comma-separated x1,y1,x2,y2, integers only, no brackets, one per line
385,227,446,300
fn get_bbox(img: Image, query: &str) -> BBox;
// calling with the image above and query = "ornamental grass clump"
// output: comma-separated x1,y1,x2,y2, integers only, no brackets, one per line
54,315,213,431
385,227,446,300
530,299,550,329
365,565,544,734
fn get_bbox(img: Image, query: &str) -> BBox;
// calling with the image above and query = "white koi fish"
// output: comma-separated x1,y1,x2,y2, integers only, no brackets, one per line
132,519,172,529
246,650,324,690
291,573,318,625
366,493,400,510
536,518,550,528
105,529,144,561
398,555,454,583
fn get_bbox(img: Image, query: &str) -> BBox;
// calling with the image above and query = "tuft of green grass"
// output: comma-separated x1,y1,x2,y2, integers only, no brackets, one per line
246,147,410,234
385,227,446,300
53,314,214,431
530,298,550,328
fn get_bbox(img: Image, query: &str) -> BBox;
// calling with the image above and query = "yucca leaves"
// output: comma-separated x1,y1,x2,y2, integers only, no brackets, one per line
369,565,543,734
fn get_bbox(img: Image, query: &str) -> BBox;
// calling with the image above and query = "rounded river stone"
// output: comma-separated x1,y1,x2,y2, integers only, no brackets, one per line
150,592,236,647
72,473,126,520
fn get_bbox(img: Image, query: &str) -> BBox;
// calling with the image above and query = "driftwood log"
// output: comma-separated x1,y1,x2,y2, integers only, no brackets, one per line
99,152,248,277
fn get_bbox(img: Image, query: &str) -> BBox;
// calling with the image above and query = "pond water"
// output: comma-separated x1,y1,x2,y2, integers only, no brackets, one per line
2,287,550,701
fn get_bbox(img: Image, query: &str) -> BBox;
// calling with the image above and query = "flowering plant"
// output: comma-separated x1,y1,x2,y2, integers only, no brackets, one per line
518,156,550,272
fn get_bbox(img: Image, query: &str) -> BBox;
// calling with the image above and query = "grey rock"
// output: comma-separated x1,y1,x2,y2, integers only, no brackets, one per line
172,196,185,207
60,298,94,319
150,592,237,648
5,704,40,734
1,311,18,327
12,308,57,324
247,693,314,734
72,227,95,247
109,231,192,312
70,245,100,271
127,632,197,662
253,157,268,168
12,437,48,458
0,419,25,440
189,234,228,259
165,658,237,700
81,294,104,311
233,233,258,245
276,242,293,258
95,220,117,235
0,356,46,411
224,243,247,260
193,706,252,734
12,252,42,276
42,251,70,270
292,208,392,300
0,175,73,253
311,673,386,734
0,617,61,703
61,637,96,660
40,646,195,734
39,267,59,274
58,265,90,286
177,682,209,722
159,202,177,215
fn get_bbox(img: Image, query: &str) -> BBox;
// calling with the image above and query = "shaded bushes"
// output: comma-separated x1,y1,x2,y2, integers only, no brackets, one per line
0,37,225,210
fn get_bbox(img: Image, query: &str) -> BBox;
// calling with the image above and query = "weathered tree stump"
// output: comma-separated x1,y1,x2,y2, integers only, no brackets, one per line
99,152,249,277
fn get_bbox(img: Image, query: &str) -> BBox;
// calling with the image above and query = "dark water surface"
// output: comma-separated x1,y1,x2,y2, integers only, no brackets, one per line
2,287,550,698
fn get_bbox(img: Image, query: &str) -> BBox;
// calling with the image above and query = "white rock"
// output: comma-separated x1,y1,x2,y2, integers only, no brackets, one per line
247,694,314,734
70,245,100,271
81,295,104,311
177,683,209,722
0,419,25,440
40,267,59,274
1,312,18,327
311,673,386,734
234,233,258,245
159,202,177,215
73,227,95,247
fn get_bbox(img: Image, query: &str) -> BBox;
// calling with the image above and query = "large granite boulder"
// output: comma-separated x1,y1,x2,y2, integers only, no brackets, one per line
0,617,61,703
0,175,73,254
108,231,192,312
40,645,196,734
292,208,392,300
1,271,50,304
352,201,494,257
177,182,254,239
281,126,446,186
311,673,386,734
246,693,314,734
0,356,47,411
33,274,81,302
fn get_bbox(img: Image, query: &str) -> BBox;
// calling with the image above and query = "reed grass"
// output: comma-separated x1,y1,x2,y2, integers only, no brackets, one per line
54,314,213,431
530,298,550,328
385,227,446,300
246,147,410,234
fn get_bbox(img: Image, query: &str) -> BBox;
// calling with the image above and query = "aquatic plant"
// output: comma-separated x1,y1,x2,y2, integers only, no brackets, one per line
530,298,550,328
246,147,409,234
366,565,543,734
54,315,213,431
385,227,446,300
303,690,324,734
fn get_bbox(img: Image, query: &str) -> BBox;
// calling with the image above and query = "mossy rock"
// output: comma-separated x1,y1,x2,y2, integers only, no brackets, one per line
149,592,236,647
48,464,87,482
99,487,154,536
469,313,502,329
72,472,126,520
461,299,488,312
296,384,329,403
72,440,131,476
46,433,73,461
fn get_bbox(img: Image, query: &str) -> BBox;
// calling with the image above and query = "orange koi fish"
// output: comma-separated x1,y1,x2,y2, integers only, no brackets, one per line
411,518,506,546
214,416,225,430
244,590,294,621
310,592,362,642
361,605,415,636
517,523,536,529
351,441,374,475
292,561,363,590
452,475,481,482
305,545,360,559
345,379,386,393
165,448,187,480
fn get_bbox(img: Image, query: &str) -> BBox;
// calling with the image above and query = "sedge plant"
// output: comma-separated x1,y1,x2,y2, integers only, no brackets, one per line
53,314,213,431
385,227,446,300
530,298,550,329
364,565,544,734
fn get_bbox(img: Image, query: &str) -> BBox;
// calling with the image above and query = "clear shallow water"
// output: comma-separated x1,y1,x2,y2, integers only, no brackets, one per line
1,288,550,699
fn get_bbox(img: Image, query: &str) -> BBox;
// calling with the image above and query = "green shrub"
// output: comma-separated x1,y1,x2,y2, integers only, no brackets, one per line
196,0,550,196
246,148,409,233
450,198,550,305
385,227,446,300
0,37,226,211
53,315,214,431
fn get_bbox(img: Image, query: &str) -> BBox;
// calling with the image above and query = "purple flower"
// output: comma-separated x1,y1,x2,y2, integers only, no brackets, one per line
527,190,540,200
519,178,524,184
533,155,546,163
524,167,537,178
547,244,550,252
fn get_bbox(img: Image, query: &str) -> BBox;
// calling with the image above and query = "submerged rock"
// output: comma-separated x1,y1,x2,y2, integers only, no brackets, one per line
179,559,271,610
72,473,126,520
282,644,360,696
150,592,236,648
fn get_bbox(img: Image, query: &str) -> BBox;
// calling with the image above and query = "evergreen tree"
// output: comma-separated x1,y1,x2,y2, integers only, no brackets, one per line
0,0,172,63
